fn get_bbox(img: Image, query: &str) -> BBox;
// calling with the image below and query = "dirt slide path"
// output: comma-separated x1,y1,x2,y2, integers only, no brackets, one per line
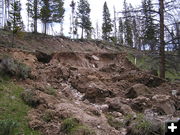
1,47,179,135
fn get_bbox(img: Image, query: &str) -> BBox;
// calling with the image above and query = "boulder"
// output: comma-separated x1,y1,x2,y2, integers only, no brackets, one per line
106,97,135,116
152,94,176,115
131,96,151,112
125,83,151,98
84,87,114,103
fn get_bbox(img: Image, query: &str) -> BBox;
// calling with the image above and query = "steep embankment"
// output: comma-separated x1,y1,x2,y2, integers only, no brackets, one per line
0,34,180,135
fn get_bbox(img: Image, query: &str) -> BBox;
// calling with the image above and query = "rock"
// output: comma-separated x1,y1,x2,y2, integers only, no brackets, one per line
99,64,124,73
131,96,151,112
111,112,123,118
171,90,177,97
86,106,101,116
106,97,135,116
84,87,114,103
56,66,70,80
152,94,176,115
125,83,151,98
100,104,109,112
152,94,171,102
92,55,100,61
87,75,99,81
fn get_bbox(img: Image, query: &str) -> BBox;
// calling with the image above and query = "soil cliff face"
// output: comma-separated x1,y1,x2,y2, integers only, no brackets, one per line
0,37,179,135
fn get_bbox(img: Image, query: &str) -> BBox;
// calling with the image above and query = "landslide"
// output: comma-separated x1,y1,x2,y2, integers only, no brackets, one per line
0,33,180,135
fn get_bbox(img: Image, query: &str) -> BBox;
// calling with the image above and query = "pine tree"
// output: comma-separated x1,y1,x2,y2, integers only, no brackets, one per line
8,0,23,47
70,0,76,38
26,0,33,31
142,0,157,51
132,18,139,49
123,0,133,47
77,0,92,39
40,0,51,34
51,0,65,24
9,0,23,33
102,2,113,41
118,17,123,45
26,0,40,33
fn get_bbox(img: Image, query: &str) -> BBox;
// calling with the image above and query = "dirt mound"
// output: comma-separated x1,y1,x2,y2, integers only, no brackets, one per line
52,52,137,70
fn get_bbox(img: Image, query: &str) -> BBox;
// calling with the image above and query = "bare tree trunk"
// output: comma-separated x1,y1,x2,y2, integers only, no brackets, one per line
34,0,38,33
44,23,47,35
81,27,83,39
159,0,165,79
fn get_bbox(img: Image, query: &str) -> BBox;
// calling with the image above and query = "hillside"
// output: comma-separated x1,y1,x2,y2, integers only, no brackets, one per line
0,32,180,135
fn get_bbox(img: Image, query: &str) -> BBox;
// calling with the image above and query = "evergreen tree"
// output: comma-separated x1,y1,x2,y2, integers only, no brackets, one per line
118,17,123,45
123,0,133,47
40,0,51,34
70,0,76,38
26,0,40,33
26,0,33,31
51,0,65,24
102,1,113,41
77,0,92,39
142,0,157,51
9,0,23,32
132,18,139,49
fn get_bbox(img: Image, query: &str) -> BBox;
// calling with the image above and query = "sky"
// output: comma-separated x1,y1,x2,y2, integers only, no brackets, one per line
21,0,142,36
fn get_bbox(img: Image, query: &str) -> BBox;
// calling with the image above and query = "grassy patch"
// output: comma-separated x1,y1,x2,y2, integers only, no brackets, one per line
106,114,124,130
126,113,162,135
0,79,40,135
127,53,180,81
61,118,95,135
44,87,56,96
41,110,54,123
133,114,152,132
21,89,40,107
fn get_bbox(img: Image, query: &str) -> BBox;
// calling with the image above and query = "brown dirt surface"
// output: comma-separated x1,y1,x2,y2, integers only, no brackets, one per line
0,35,179,135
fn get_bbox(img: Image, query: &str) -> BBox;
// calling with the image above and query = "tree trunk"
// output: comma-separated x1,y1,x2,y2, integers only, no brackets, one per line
81,27,83,39
34,0,38,33
159,0,165,79
44,23,47,35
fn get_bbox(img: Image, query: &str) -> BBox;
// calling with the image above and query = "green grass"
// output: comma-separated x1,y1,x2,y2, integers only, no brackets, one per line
106,114,124,130
44,87,57,96
127,53,180,81
0,78,40,135
60,117,95,135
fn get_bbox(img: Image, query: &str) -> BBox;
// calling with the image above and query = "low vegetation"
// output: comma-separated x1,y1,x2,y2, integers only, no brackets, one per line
106,114,124,130
126,114,164,135
44,87,57,96
0,56,31,79
127,53,180,81
0,77,40,135
0,119,18,135
41,110,55,123
60,117,95,135
21,89,40,107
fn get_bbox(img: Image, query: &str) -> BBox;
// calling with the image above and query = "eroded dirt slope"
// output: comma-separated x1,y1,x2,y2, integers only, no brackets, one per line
0,43,179,135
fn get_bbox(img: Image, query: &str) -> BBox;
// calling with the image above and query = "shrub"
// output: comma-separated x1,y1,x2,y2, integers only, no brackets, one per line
0,119,18,135
106,114,124,130
42,110,54,122
126,114,164,135
44,87,56,96
60,118,95,135
0,57,31,79
21,90,40,107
